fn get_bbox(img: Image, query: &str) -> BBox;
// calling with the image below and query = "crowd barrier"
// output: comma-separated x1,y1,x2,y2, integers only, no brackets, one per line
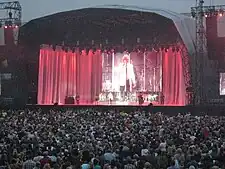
21,104,225,116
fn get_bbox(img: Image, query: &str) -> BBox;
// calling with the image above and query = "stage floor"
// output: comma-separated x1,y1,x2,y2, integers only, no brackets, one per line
36,101,177,106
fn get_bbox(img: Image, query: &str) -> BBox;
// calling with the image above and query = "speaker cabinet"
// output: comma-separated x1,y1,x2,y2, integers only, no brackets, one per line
65,96,75,104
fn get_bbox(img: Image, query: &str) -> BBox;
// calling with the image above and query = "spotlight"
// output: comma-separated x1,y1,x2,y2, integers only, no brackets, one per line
137,37,140,43
14,21,21,27
204,14,208,18
76,41,79,46
9,12,12,19
200,11,205,17
4,25,7,29
218,9,224,17
191,8,196,18
172,47,175,52
5,21,12,26
121,38,124,45
165,46,169,52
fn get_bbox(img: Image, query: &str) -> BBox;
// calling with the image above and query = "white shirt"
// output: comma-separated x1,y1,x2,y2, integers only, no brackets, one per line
159,142,167,152
118,63,135,86
141,149,149,156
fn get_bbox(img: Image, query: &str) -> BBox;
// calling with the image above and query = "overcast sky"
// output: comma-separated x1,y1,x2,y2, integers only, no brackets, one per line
1,0,225,21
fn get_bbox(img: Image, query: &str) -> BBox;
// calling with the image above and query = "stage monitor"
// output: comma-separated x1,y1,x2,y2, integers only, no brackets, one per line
220,73,225,95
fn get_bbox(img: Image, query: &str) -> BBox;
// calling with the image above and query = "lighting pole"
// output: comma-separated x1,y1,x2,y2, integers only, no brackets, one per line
191,0,206,104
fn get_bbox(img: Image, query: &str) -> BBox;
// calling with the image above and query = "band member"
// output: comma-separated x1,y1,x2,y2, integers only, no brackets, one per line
75,95,80,105
99,93,106,101
160,93,165,105
118,54,136,99
108,92,113,105
138,93,144,105
95,95,99,105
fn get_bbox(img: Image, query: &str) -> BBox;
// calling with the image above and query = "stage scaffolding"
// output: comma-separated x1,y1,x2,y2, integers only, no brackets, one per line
0,1,22,26
191,1,225,104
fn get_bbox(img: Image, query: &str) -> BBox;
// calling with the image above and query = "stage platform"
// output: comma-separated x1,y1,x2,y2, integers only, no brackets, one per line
24,103,225,116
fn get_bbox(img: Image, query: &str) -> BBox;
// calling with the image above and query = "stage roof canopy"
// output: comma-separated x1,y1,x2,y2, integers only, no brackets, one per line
19,5,196,54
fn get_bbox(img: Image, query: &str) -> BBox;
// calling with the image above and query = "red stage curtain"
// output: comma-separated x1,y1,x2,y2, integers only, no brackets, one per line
38,45,102,104
162,48,186,105
38,45,185,105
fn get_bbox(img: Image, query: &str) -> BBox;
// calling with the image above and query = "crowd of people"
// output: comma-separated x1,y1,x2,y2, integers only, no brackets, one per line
0,108,225,169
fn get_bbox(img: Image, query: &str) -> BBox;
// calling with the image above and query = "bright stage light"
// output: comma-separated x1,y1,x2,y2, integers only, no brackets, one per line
121,38,124,45
219,13,223,17
204,14,208,18
137,37,140,43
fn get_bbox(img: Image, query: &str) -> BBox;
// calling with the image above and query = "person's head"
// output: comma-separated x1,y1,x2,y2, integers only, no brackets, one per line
93,159,99,166
189,165,195,169
144,162,152,169
36,162,41,168
126,156,132,164
43,151,48,157
170,160,176,167
71,149,79,156
43,163,51,169
122,54,129,63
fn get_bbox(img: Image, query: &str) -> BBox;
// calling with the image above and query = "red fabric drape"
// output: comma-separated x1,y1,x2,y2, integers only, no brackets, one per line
38,45,102,104
162,48,186,105
38,45,186,105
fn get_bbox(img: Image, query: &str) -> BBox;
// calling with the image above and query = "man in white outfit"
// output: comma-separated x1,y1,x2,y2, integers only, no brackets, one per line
118,54,136,100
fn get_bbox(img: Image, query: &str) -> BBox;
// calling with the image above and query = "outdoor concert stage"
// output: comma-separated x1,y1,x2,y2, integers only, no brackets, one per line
19,6,197,106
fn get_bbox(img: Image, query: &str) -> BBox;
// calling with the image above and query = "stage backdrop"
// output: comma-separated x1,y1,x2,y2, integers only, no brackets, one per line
38,45,186,105
38,45,102,104
102,51,162,92
162,49,186,105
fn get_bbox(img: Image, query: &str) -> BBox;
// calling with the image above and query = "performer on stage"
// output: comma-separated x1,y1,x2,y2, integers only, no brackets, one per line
108,92,113,105
75,95,80,105
118,54,136,100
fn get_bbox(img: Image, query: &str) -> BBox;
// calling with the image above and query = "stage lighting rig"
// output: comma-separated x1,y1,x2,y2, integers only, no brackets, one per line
191,0,207,105
0,1,22,28
191,4,225,18
191,1,225,105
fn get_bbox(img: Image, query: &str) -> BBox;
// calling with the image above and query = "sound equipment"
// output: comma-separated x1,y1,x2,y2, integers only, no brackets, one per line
65,96,75,104
148,103,153,107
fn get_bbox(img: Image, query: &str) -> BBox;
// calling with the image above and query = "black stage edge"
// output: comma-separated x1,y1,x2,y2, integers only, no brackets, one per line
24,104,225,116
